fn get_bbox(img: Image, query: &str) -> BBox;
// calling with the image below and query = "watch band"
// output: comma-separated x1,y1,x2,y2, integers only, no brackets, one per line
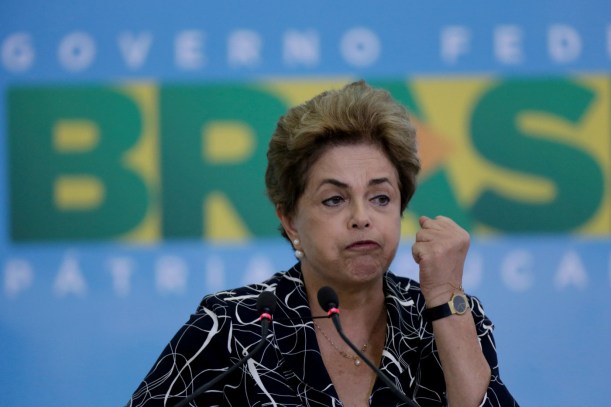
423,302,452,322
423,292,469,322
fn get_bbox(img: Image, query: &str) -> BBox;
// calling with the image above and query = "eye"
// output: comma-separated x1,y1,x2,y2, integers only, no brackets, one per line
371,195,390,206
322,196,345,207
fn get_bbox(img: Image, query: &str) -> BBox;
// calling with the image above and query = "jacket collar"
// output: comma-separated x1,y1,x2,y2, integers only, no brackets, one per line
271,264,422,400
272,264,337,397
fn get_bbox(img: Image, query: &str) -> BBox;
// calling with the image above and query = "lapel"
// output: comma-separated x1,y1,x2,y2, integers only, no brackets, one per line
271,264,339,399
377,272,423,397
268,266,423,403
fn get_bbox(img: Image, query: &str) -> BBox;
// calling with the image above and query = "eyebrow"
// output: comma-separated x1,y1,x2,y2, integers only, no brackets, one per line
317,177,392,189
369,177,392,186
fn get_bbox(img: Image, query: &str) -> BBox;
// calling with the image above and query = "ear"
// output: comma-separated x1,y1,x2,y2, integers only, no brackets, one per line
276,205,298,242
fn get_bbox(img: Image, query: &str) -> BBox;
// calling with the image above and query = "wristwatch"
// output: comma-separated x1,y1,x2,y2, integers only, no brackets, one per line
424,292,469,322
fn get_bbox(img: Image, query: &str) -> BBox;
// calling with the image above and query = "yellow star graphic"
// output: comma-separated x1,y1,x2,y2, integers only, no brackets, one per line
412,117,454,177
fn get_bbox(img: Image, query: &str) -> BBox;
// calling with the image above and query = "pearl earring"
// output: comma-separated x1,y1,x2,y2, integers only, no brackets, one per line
293,239,304,259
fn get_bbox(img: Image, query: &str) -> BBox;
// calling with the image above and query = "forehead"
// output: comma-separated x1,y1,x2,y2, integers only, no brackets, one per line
306,144,398,186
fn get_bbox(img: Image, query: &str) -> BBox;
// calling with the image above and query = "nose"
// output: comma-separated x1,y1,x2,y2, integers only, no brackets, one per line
350,201,371,229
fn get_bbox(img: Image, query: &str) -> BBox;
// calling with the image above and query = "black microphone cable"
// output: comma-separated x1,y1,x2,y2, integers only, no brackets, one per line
317,286,420,407
174,291,276,407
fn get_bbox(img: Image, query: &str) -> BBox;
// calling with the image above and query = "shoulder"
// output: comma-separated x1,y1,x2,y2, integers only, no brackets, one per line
196,271,285,317
172,272,287,353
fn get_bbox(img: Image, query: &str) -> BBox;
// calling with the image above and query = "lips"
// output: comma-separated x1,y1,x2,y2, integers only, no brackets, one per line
346,240,380,250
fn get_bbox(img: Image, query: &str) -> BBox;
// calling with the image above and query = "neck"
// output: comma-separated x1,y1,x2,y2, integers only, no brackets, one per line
305,280,386,327
310,282,388,365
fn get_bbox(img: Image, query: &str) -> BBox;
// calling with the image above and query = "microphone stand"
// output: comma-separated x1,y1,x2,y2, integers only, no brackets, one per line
318,287,419,407
174,291,276,406
329,314,420,407
174,315,272,407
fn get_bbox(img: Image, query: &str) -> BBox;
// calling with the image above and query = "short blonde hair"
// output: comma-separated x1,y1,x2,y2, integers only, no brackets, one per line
265,80,420,236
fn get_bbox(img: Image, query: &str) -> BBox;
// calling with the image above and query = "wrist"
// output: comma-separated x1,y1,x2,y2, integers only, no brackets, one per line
423,290,469,322
422,282,463,307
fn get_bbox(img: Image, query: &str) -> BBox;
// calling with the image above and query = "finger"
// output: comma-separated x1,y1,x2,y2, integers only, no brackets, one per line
419,215,445,231
418,215,430,227
433,215,457,228
411,243,422,264
415,228,436,242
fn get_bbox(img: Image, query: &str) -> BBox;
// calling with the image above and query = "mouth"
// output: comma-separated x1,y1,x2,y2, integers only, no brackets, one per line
346,240,380,251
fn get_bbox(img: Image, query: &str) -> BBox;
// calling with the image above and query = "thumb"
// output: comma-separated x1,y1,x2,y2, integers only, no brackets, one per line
419,215,430,227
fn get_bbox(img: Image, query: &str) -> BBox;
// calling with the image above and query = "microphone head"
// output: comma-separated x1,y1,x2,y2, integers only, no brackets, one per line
256,291,277,315
317,286,339,312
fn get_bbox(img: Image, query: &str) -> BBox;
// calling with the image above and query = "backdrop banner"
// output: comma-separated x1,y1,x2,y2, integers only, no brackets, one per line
1,1,610,406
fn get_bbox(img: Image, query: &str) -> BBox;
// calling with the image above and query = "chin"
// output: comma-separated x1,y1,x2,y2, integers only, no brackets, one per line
346,257,388,281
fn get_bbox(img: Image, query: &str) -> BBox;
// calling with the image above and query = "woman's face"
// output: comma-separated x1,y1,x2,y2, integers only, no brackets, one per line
280,143,402,289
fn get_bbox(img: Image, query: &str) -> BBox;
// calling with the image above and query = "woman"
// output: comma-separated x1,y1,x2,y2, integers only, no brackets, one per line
128,81,518,406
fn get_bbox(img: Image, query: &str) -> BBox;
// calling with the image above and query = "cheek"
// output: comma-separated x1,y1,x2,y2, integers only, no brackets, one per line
308,218,336,243
301,218,343,255
382,214,402,241
295,214,324,244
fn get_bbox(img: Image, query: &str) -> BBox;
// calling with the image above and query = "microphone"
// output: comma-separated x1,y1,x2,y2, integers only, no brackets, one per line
317,286,419,407
174,291,277,407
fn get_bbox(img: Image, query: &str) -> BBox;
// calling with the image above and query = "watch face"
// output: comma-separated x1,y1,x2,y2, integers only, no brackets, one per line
452,294,468,314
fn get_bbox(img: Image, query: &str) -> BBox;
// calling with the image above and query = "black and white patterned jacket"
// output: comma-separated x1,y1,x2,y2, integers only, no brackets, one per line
128,263,518,406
